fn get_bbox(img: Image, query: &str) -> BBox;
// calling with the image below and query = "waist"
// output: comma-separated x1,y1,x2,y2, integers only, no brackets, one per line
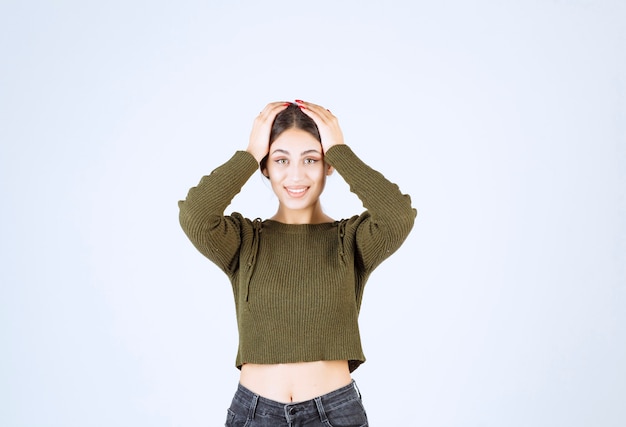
239,360,352,403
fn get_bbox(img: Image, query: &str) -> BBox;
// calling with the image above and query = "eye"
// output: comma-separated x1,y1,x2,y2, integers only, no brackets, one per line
274,158,288,165
304,158,318,165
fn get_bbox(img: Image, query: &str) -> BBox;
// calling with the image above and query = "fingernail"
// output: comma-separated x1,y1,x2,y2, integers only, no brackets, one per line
295,99,304,103
298,104,306,109
283,102,291,106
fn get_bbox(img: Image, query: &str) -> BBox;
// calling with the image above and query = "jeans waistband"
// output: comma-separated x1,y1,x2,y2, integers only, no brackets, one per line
232,379,361,420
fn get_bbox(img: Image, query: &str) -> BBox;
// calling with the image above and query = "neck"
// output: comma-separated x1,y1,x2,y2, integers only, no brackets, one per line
270,201,334,225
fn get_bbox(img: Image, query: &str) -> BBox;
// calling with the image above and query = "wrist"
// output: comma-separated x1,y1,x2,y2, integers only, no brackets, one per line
323,142,344,154
246,147,265,163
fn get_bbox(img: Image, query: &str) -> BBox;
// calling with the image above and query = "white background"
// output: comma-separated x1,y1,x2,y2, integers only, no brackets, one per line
1,1,624,426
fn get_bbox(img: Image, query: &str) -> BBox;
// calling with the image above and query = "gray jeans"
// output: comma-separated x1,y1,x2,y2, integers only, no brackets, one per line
225,380,369,427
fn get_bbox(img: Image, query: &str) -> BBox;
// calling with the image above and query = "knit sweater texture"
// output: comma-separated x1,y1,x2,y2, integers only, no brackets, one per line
178,144,416,372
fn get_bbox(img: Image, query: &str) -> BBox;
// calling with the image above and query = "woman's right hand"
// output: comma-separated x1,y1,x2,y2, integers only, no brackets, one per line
246,102,289,162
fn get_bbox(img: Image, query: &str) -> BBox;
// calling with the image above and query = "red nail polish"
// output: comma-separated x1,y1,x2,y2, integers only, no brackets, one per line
295,99,304,103
283,102,291,106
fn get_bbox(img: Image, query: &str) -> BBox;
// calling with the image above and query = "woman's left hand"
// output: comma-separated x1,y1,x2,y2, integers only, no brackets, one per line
295,100,344,153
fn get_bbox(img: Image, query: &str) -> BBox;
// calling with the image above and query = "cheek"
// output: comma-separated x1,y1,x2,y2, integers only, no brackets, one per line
310,166,326,181
266,167,285,188
267,165,283,180
268,178,283,196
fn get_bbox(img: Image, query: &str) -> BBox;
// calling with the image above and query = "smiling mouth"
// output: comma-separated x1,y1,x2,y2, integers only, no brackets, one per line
285,186,309,198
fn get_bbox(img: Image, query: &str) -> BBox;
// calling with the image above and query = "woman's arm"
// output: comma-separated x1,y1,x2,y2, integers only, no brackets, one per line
178,151,258,273
298,100,416,271
325,144,416,271
178,102,289,273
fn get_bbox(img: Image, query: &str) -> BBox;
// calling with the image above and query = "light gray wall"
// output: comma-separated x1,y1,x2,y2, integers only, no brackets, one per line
1,1,624,426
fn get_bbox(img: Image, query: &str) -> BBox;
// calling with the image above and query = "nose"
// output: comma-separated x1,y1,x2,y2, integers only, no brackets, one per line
289,162,304,181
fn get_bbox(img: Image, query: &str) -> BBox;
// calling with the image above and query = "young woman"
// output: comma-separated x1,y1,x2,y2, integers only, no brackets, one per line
179,100,416,426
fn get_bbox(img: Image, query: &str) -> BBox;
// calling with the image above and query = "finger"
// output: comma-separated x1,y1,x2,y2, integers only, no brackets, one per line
295,100,334,123
258,101,290,120
295,99,328,112
298,106,336,135
294,100,324,122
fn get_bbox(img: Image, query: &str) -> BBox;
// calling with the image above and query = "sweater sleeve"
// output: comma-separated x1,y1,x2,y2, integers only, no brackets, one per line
324,144,417,272
178,151,259,274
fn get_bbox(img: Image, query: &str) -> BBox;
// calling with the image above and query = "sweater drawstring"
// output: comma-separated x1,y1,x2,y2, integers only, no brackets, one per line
337,220,346,265
244,218,263,302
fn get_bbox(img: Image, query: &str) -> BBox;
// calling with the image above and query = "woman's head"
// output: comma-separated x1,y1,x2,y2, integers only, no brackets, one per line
261,103,334,223
260,103,321,173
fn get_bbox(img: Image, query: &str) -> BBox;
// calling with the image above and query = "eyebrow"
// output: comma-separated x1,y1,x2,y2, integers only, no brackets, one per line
270,149,323,156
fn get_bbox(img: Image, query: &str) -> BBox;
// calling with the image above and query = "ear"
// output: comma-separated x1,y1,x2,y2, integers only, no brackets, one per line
262,167,270,178
326,165,334,176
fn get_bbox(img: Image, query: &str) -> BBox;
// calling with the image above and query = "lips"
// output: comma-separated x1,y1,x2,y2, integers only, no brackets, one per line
285,186,309,198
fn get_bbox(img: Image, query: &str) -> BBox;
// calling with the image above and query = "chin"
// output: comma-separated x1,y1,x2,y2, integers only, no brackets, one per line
283,201,312,212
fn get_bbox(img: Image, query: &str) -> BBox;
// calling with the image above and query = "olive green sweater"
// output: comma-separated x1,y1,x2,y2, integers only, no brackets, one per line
179,145,416,372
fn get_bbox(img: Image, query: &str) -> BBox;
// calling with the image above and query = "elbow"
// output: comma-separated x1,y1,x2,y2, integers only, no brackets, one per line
389,205,417,242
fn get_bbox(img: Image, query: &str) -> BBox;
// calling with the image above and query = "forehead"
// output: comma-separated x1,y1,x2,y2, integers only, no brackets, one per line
271,128,321,152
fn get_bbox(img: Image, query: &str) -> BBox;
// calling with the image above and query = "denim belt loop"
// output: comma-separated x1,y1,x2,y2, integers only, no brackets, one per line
314,396,328,423
353,380,362,399
247,393,259,421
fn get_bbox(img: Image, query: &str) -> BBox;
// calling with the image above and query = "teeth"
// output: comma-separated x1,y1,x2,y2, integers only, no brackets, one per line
288,188,306,193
